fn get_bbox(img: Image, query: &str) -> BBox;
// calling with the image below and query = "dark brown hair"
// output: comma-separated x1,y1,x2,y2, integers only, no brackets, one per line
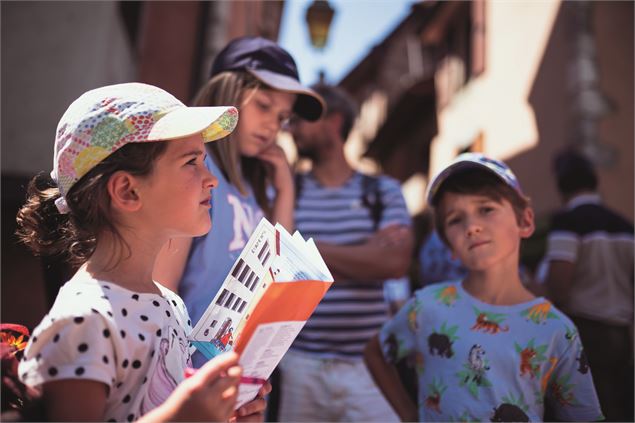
16,142,168,266
432,168,531,246
310,83,358,141
553,148,598,197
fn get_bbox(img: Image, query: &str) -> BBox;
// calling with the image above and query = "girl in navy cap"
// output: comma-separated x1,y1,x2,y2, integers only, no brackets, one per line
153,37,324,420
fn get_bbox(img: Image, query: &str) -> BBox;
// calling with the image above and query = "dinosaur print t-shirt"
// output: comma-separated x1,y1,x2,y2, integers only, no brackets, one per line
379,281,603,422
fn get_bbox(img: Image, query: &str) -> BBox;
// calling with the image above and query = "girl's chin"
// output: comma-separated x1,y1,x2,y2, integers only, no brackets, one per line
241,151,266,160
192,220,212,237
239,142,271,158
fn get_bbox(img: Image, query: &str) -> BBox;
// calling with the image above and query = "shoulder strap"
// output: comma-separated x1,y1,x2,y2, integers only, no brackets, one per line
294,173,305,208
361,174,385,231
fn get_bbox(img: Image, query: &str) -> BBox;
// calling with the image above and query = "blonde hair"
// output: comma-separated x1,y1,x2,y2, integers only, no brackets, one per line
192,72,271,214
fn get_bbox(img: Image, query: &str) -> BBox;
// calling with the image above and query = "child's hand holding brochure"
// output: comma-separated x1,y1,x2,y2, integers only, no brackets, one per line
189,218,334,408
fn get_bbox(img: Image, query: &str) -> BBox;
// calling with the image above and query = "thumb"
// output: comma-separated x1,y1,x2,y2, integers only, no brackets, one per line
190,351,240,385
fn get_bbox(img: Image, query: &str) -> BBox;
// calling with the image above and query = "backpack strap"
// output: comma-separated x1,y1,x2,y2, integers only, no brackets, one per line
294,172,305,208
361,174,385,231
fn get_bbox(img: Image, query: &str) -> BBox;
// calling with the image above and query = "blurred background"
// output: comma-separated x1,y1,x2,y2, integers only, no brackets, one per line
1,0,633,329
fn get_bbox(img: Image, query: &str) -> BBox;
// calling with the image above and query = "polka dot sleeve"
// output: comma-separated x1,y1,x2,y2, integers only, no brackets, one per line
19,312,117,390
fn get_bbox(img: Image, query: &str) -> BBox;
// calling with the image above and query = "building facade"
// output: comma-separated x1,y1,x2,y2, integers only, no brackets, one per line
339,0,633,268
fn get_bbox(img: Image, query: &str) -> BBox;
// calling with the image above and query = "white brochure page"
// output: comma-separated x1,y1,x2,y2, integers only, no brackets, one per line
235,321,305,408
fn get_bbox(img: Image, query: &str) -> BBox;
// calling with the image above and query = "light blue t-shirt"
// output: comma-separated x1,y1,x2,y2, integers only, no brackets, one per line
379,281,603,422
179,156,263,367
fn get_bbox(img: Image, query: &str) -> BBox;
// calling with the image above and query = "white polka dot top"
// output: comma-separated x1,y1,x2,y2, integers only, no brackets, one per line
19,269,194,421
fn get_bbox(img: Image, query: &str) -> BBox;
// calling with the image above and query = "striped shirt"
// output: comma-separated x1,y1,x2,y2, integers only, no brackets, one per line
292,171,411,358
545,193,634,326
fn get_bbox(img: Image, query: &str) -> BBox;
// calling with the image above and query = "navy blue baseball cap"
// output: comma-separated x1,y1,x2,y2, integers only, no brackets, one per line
211,36,325,121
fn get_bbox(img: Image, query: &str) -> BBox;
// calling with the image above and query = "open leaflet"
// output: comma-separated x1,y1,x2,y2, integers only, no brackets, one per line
189,217,334,408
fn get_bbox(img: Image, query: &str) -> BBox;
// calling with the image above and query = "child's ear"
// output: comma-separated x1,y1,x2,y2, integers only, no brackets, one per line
107,171,142,212
518,207,535,238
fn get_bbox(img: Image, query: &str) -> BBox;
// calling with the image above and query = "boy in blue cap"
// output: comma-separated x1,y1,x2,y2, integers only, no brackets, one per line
364,153,603,421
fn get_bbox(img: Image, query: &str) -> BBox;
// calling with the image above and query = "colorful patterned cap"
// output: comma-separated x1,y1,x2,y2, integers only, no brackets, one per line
426,153,524,206
51,82,238,213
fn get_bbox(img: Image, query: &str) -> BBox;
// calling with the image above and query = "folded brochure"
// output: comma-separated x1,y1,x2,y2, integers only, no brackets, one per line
189,217,334,408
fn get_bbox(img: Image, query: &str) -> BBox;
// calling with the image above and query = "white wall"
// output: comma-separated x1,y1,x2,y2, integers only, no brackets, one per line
430,1,561,177
1,2,135,176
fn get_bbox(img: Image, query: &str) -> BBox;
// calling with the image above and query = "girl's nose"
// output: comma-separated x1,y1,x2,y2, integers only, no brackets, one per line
266,121,279,135
264,112,281,133
205,167,218,189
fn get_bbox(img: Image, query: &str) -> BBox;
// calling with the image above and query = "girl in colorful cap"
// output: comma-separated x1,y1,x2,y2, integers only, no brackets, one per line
16,82,247,422
153,37,324,375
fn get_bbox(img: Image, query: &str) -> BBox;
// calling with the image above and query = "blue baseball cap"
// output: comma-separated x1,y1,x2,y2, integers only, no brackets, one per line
427,153,524,206
211,36,325,121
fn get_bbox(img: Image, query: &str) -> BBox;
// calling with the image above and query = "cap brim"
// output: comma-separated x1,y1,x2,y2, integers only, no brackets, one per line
148,106,238,143
248,69,325,121
426,155,522,206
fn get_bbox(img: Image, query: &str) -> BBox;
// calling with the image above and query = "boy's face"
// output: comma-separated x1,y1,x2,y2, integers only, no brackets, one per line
439,192,534,272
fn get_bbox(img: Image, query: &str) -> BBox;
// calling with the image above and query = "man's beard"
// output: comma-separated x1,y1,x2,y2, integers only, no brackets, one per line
296,145,319,161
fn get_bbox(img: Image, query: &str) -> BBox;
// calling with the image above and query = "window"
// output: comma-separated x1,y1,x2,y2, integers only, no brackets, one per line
216,289,229,305
232,259,245,278
224,292,235,308
249,276,260,292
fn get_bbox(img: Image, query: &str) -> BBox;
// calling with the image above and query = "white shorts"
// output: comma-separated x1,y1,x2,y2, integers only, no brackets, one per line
277,349,400,422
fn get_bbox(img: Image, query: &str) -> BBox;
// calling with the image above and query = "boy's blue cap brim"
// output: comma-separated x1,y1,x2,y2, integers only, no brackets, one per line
426,153,523,206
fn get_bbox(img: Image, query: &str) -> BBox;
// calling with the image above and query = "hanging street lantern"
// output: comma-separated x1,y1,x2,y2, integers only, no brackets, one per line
305,0,335,49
